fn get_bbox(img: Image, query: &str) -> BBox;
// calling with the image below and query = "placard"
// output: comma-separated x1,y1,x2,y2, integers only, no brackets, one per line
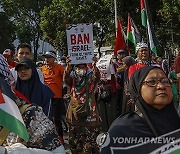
66,23,94,64
96,55,114,80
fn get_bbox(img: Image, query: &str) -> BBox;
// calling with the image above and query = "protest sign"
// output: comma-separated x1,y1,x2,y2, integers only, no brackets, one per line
66,23,94,64
96,55,114,80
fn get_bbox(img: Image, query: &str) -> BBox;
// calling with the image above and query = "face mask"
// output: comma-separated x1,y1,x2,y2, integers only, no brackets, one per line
75,68,87,77
61,63,66,66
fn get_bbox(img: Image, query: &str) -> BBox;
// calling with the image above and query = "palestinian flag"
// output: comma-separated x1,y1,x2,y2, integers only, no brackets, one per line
114,18,126,55
140,0,159,55
127,14,142,51
141,0,147,27
0,79,29,142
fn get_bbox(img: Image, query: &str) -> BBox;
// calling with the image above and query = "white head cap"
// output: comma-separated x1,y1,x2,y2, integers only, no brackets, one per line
136,42,148,53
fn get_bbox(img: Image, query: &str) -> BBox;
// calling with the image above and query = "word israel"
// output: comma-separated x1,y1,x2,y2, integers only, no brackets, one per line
112,137,176,144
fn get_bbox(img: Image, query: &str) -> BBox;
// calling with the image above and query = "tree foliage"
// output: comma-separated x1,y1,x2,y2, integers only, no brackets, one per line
157,0,180,54
40,0,116,55
1,0,180,57
0,12,16,53
1,0,51,61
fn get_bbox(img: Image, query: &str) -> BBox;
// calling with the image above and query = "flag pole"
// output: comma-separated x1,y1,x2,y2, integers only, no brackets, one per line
144,0,153,65
114,0,117,57
127,13,130,52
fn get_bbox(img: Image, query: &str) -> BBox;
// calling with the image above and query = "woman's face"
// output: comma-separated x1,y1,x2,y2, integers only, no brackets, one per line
141,68,173,110
17,66,32,81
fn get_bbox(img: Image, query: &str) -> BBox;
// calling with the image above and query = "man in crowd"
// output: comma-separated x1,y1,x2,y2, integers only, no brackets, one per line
128,42,151,79
41,50,65,144
3,49,18,69
10,43,44,83
113,49,126,116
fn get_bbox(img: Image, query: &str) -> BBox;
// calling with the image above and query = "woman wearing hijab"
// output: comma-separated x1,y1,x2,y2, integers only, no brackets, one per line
100,66,180,153
64,56,100,154
121,56,137,114
0,54,65,153
15,58,54,116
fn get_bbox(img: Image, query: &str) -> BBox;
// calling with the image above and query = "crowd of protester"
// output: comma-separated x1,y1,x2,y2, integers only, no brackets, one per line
0,42,180,154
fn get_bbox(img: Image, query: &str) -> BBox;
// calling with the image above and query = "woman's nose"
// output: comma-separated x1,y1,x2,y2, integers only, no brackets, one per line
156,81,166,89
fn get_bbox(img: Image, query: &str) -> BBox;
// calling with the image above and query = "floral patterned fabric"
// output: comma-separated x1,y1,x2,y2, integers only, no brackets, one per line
4,104,61,151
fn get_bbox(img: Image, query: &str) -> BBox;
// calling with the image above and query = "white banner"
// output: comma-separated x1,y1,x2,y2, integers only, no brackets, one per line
96,55,113,80
66,23,94,64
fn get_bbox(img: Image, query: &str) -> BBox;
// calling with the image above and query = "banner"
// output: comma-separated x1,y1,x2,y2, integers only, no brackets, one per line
96,55,114,80
66,23,94,64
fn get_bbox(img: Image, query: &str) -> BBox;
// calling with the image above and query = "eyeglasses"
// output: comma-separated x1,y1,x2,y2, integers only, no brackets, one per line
142,78,171,87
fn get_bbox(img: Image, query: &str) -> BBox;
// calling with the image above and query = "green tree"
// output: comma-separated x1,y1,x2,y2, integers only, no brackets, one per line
1,0,175,59
1,0,52,61
40,0,117,56
157,0,180,55
0,12,16,53
16,22,32,44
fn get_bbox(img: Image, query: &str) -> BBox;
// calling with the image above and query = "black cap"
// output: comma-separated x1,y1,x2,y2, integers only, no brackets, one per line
117,50,125,54
15,58,36,71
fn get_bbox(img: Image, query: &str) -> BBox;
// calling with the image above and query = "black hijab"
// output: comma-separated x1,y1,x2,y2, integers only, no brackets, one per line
15,58,54,115
122,56,136,67
101,66,180,153
129,66,180,136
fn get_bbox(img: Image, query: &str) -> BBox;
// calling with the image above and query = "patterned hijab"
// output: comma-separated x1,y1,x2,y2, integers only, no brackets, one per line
0,54,15,86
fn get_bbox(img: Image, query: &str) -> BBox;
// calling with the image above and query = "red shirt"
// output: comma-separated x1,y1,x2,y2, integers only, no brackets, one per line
173,56,180,74
128,63,147,80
